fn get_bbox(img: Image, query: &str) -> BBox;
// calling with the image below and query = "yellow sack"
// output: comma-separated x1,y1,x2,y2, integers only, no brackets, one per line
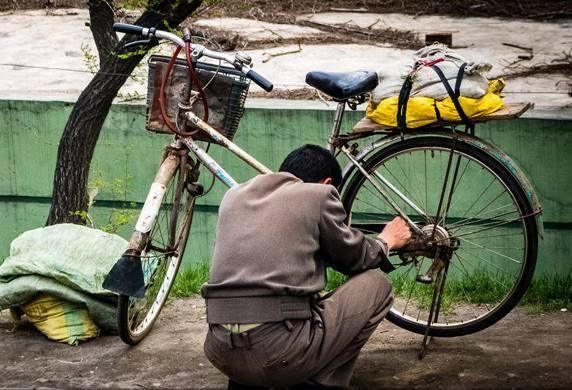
437,79,505,121
21,293,100,345
366,96,437,129
365,79,505,128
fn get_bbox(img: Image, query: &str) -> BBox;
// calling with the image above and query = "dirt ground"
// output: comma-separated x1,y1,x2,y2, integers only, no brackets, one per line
1,298,571,389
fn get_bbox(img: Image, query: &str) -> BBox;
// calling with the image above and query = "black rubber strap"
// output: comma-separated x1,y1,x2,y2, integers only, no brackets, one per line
433,100,442,122
454,62,467,97
397,77,413,131
431,63,472,126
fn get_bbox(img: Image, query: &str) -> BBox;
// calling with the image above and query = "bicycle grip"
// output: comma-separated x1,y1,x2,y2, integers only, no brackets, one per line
113,23,145,35
246,69,274,92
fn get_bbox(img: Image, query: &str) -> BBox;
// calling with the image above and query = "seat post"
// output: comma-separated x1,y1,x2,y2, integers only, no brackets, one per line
327,101,346,153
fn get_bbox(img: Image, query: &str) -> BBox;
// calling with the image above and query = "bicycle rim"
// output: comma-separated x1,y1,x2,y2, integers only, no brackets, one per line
118,161,195,345
342,136,538,337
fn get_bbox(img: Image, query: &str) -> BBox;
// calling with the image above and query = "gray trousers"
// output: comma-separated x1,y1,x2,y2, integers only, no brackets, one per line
203,270,393,387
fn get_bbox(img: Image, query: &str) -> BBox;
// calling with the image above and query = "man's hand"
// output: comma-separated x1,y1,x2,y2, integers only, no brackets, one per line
378,217,412,251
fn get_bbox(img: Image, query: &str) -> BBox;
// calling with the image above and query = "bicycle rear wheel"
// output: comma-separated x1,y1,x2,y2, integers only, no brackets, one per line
118,153,196,345
342,134,539,337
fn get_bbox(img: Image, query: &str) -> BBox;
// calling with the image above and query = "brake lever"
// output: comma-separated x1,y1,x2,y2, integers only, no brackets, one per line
124,36,158,49
123,27,157,49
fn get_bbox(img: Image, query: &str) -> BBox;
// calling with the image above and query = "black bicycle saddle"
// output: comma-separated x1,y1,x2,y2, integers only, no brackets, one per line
305,70,379,100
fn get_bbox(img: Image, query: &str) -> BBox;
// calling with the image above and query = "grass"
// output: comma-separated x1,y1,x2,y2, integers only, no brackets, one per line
521,274,572,313
170,262,210,297
325,268,348,291
171,263,571,312
390,271,572,312
389,270,516,308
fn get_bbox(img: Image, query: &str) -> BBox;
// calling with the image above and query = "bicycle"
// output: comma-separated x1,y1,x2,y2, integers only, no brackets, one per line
102,23,543,351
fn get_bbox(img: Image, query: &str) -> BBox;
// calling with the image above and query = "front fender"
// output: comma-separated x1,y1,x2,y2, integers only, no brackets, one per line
339,130,544,237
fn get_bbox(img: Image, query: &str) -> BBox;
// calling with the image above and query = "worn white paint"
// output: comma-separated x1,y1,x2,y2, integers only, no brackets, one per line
135,182,166,233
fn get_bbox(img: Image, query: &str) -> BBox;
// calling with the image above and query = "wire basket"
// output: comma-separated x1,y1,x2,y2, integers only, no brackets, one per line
146,55,250,142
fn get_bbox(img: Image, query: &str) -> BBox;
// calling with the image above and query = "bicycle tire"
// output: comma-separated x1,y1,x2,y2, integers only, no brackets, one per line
342,135,538,337
118,155,196,345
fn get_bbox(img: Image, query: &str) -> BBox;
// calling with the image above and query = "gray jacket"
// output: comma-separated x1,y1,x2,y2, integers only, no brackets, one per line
201,172,390,322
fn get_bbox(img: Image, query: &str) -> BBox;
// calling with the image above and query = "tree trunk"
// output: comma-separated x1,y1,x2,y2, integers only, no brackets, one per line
46,0,202,225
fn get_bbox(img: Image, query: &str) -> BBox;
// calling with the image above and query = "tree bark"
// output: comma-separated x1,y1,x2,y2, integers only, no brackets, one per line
46,0,202,225
88,0,118,65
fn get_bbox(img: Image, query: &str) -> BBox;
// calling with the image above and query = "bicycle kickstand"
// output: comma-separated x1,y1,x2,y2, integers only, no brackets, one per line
418,256,450,360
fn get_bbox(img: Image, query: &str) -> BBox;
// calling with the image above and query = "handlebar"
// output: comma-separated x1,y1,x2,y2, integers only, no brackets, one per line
113,23,145,35
112,23,273,92
245,69,273,92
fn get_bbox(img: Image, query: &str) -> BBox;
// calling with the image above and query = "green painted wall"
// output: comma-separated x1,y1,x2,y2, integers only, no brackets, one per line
0,99,570,275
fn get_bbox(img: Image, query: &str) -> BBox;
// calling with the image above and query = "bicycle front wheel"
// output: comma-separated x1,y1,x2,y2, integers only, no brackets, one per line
118,153,196,345
342,134,538,337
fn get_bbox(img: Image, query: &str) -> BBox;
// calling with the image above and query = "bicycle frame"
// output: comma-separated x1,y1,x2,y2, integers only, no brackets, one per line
178,108,426,236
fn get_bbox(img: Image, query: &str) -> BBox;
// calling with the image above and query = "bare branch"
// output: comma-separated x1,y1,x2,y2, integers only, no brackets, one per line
262,42,302,63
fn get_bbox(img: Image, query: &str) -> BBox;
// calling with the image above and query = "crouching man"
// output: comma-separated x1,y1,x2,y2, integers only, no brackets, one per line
201,145,411,389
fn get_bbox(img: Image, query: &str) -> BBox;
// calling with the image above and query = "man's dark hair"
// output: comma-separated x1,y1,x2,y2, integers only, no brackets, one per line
279,144,342,187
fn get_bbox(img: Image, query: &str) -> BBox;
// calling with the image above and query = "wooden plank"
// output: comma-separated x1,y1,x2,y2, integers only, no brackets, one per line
351,102,534,134
352,118,393,133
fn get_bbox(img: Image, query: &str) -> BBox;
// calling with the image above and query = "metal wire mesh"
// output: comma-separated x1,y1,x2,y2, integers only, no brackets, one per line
146,55,250,142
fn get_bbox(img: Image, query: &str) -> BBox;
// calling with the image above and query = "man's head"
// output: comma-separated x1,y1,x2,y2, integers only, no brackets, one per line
279,144,342,188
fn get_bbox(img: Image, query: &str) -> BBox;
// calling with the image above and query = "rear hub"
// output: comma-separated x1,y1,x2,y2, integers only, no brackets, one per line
397,223,460,283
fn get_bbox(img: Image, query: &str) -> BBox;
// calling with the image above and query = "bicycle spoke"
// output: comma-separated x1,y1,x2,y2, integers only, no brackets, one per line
402,260,423,316
455,231,523,240
455,250,516,278
450,209,520,234
439,153,464,226
370,170,428,220
452,258,489,317
457,176,496,221
457,236,523,265
454,252,517,308
451,211,530,239
448,202,514,231
448,192,511,230
356,188,393,214
383,158,430,218
461,246,524,250
359,182,426,224
442,157,470,226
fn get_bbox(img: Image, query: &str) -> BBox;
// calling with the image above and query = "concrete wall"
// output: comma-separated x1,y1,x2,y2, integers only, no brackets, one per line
0,99,570,275
0,0,86,11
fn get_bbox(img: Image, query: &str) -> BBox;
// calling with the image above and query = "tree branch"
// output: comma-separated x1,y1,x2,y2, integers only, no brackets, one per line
88,0,118,65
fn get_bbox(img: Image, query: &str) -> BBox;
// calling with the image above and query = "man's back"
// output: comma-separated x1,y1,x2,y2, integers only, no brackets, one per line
202,172,330,299
202,171,392,303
